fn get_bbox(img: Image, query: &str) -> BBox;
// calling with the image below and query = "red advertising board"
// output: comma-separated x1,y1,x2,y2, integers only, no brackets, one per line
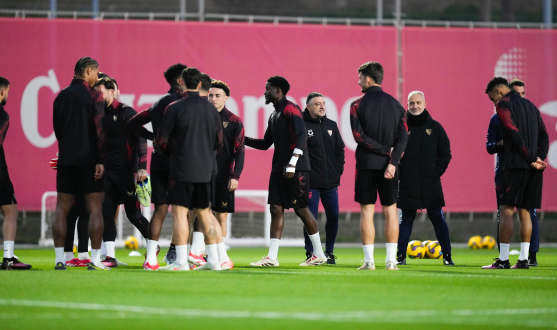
0,18,555,211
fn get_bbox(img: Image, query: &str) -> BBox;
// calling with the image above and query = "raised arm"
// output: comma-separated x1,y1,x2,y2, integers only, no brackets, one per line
245,115,274,150
349,99,391,155
127,110,154,141
496,101,536,163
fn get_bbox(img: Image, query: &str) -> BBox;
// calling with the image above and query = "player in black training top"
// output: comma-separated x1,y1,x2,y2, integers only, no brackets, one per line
245,76,327,267
52,57,106,270
127,63,187,270
151,67,224,271
0,77,32,270
94,77,149,268
482,77,549,270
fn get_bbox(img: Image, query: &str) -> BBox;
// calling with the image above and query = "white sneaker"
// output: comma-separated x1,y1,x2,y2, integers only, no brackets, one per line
249,256,279,267
115,258,128,266
194,261,222,271
160,262,190,271
386,261,399,270
299,255,327,266
358,262,375,270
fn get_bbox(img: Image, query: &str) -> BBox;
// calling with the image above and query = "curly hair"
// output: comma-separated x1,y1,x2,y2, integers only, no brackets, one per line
211,80,231,96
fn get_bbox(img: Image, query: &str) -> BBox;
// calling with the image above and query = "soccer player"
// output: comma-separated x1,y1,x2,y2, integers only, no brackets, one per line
301,92,345,264
396,91,454,266
0,77,31,270
127,64,187,269
186,74,233,270
208,79,244,241
52,57,106,270
245,76,327,267
482,77,548,270
350,62,408,271
152,67,224,271
486,79,540,267
94,77,149,267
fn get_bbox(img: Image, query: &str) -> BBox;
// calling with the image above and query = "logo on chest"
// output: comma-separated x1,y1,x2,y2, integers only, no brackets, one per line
223,121,229,128
307,129,314,137
328,130,332,136
113,115,118,122
426,129,432,135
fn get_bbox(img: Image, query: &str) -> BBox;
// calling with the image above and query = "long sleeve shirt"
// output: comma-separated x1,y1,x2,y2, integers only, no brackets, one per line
126,88,186,172
53,79,105,165
486,114,506,185
350,86,408,170
245,97,310,173
495,90,549,170
155,92,223,182
215,107,245,183
102,100,146,173
0,105,10,179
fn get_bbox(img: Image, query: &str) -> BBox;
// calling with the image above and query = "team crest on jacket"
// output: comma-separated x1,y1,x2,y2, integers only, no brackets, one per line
308,129,314,137
327,130,332,136
426,129,432,135
113,115,117,121
408,131,411,135
223,121,229,128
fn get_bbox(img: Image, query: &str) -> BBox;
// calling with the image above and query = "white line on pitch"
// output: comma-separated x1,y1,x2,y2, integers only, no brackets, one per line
0,299,556,326
227,269,557,280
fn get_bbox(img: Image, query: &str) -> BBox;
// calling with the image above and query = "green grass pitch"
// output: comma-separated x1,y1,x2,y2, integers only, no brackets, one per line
1,247,556,329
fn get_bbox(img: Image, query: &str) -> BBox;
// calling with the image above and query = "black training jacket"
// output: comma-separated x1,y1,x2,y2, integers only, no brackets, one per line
53,79,105,166
0,105,10,179
245,97,310,173
102,100,147,173
398,110,451,209
215,107,245,183
156,91,222,182
303,109,345,189
496,90,549,169
350,86,408,170
127,87,185,172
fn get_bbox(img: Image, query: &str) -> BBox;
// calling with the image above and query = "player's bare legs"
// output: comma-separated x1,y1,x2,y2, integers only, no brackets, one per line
269,205,285,239
0,203,31,270
294,207,318,235
360,204,375,245
193,207,222,270
383,204,399,243
1,203,17,242
149,204,168,241
215,212,228,239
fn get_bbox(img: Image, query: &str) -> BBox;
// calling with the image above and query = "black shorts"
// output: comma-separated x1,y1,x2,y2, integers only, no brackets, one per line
0,175,17,206
501,169,543,209
212,182,235,213
355,169,398,206
151,170,169,205
268,171,309,209
167,180,211,209
57,164,104,195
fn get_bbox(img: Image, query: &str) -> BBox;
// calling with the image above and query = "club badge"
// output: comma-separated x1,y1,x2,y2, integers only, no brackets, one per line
308,129,314,137
426,129,432,135
223,121,229,128
328,130,332,136
113,115,118,121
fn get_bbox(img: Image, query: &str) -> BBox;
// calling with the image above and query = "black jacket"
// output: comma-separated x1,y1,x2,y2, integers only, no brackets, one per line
303,109,345,189
216,107,245,183
398,110,451,209
127,87,185,172
155,92,223,182
245,97,310,173
350,86,408,170
0,105,10,179
53,79,105,165
496,90,549,169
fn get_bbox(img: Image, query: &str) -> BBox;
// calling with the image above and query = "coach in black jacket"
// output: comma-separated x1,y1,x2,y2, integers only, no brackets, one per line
301,93,345,264
397,91,454,266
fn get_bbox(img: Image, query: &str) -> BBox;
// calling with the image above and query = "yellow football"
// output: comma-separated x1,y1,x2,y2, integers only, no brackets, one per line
481,236,496,249
468,235,483,249
407,240,426,259
124,236,139,250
